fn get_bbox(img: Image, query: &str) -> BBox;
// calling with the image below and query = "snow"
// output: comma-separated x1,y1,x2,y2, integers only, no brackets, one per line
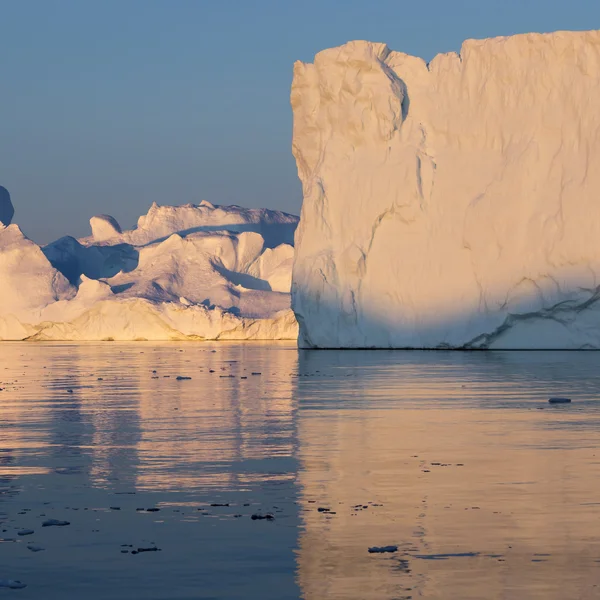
291,31,600,349
0,198,299,341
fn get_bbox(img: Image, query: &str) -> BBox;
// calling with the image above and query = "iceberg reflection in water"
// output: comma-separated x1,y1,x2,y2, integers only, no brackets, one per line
1,343,600,599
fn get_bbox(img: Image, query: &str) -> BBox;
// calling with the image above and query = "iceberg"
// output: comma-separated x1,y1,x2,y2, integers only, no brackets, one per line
0,195,299,341
291,31,600,349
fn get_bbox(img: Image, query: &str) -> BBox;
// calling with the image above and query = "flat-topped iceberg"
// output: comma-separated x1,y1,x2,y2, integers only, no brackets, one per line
291,31,600,349
0,198,298,341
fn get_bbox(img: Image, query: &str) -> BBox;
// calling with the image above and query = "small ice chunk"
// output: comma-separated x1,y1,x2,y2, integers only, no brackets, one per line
251,513,275,521
548,397,571,404
17,529,34,536
42,519,70,527
0,579,27,589
368,545,398,553
27,545,45,552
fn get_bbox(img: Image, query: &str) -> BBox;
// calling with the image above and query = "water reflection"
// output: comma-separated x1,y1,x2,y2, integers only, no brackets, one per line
1,343,298,493
295,350,600,599
1,344,600,599
0,342,300,600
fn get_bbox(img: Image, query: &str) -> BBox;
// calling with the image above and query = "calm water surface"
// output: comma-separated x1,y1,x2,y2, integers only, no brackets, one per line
1,343,600,599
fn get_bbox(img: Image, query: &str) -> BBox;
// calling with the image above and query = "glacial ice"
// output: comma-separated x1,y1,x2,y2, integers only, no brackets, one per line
90,214,123,241
291,31,600,349
0,196,299,341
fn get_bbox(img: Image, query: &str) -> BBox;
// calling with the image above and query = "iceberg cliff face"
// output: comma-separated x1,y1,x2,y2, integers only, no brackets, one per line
291,32,600,349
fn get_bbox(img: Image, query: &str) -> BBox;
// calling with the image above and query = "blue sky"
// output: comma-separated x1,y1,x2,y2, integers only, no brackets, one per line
2,0,599,243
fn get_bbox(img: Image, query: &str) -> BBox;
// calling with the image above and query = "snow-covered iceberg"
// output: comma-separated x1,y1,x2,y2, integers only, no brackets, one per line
0,197,298,341
291,31,600,349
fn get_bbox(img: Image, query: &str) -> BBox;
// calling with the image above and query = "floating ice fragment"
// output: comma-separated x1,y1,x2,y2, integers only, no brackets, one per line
368,546,398,553
0,579,26,589
42,519,70,527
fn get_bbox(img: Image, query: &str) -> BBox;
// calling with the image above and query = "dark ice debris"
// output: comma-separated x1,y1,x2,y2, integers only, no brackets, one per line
17,529,34,536
42,519,70,527
55,467,80,475
210,503,229,507
132,547,161,554
176,376,192,380
413,552,479,560
146,508,160,512
251,513,275,521
0,579,27,589
368,545,398,553
549,397,571,404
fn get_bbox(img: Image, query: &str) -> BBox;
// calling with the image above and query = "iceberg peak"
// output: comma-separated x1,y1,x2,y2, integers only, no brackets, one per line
90,214,122,241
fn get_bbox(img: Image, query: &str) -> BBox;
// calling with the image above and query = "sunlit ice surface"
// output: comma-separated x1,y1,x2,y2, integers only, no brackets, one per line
1,343,600,599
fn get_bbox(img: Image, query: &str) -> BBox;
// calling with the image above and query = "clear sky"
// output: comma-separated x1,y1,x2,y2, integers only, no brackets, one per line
2,0,599,243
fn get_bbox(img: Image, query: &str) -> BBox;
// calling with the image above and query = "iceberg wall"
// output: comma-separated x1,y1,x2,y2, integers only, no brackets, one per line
291,31,600,349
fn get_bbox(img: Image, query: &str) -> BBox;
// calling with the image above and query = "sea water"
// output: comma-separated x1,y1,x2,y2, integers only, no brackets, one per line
1,343,599,599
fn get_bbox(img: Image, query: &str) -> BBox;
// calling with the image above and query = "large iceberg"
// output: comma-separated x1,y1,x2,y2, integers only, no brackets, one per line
0,196,298,341
291,31,600,349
